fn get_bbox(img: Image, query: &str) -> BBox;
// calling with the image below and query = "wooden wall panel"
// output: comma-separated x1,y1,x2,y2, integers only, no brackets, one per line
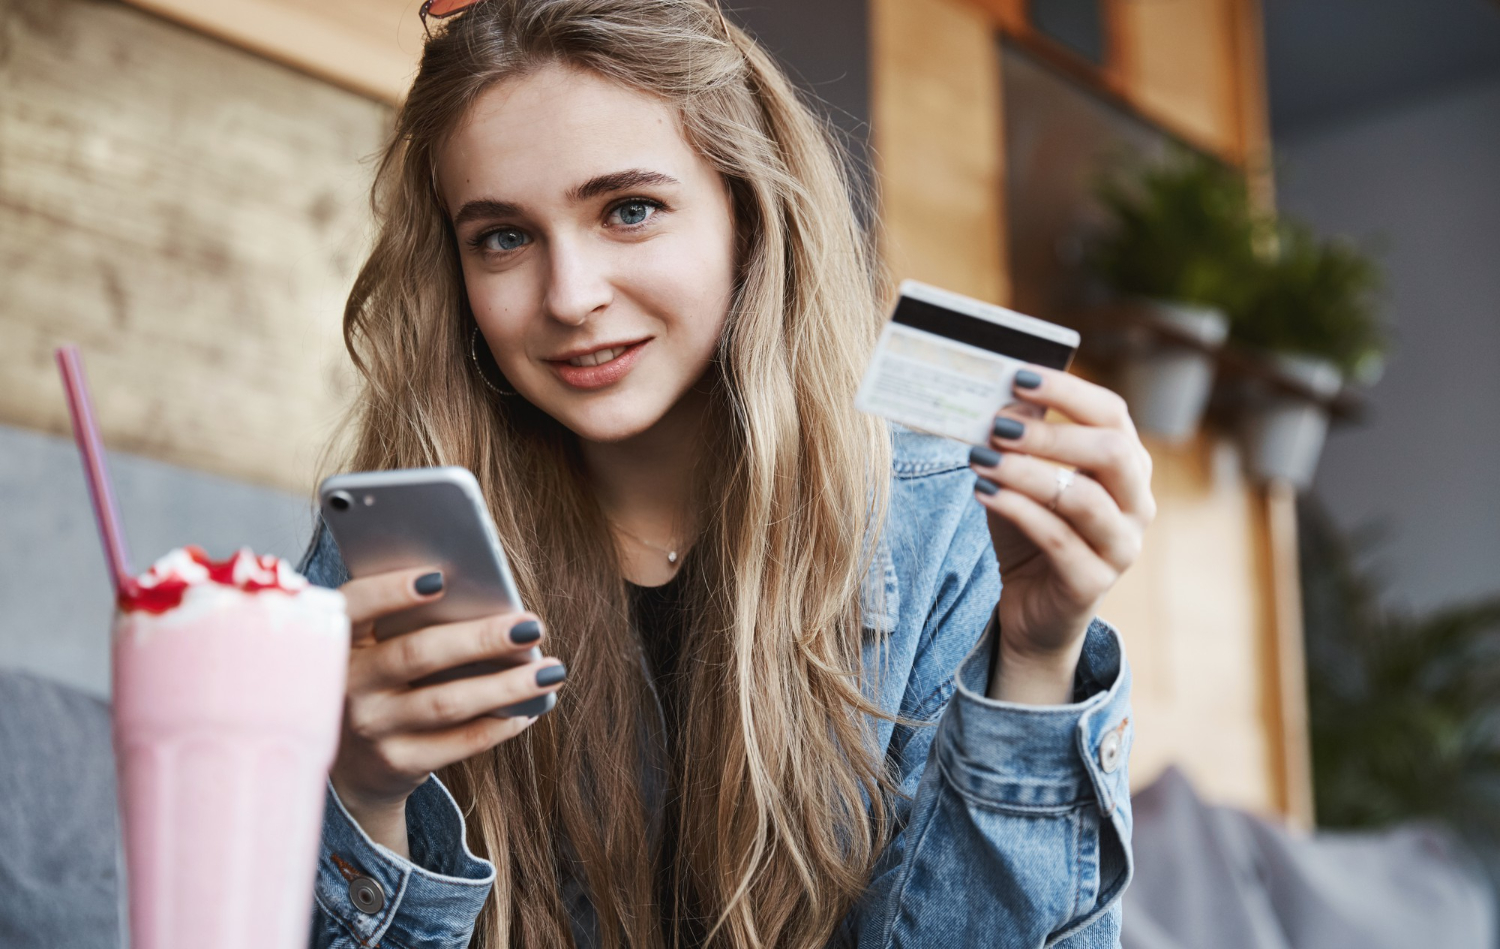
0,0,390,493
969,0,1270,168
870,0,1009,305
1104,437,1280,811
1113,0,1243,159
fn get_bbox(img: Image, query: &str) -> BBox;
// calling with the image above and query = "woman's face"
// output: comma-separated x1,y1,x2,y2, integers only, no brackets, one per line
437,63,738,443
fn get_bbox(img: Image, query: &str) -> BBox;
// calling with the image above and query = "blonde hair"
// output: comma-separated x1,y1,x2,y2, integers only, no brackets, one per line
339,1,893,945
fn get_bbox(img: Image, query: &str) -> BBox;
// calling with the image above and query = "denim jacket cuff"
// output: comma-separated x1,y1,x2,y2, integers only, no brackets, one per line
315,774,495,948
936,616,1133,819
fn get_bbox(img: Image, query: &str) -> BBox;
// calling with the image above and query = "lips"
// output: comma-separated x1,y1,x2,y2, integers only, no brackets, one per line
545,339,650,390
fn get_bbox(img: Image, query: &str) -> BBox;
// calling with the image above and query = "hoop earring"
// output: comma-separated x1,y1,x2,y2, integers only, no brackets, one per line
470,325,514,397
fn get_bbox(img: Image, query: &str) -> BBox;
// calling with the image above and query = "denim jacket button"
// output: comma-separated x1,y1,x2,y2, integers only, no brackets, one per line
349,875,385,915
1098,730,1122,774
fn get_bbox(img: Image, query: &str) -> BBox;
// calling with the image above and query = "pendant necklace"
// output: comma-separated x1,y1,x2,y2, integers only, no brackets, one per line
609,521,682,566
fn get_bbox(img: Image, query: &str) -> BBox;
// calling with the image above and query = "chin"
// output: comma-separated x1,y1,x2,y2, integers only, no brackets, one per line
535,392,672,444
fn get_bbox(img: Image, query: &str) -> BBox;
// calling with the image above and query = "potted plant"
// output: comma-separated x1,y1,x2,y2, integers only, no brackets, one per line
1090,149,1259,443
1299,498,1500,866
1232,222,1385,489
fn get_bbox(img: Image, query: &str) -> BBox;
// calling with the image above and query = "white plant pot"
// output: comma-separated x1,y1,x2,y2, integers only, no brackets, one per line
1117,301,1229,444
1242,353,1343,490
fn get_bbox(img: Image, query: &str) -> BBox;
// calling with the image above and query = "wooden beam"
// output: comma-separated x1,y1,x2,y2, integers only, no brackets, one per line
122,0,423,104
1259,480,1317,828
1229,0,1276,205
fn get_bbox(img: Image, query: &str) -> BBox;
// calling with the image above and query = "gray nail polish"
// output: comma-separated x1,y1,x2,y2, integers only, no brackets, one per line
414,572,444,596
969,446,1002,469
992,417,1026,440
1014,369,1042,389
536,664,567,687
511,620,542,645
975,477,999,496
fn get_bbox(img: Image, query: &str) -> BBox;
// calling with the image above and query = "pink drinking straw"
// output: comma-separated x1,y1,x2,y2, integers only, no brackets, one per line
55,346,134,595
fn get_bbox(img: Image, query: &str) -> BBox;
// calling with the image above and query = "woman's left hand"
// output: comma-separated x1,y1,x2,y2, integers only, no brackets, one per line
970,367,1156,704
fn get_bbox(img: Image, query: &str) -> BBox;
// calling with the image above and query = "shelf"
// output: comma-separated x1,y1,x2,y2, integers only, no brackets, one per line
1064,302,1368,424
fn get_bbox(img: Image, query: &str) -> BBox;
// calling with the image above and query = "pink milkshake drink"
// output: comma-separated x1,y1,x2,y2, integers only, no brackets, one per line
112,546,350,949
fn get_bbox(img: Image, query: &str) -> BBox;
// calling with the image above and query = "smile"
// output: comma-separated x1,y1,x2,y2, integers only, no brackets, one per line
545,339,651,390
566,346,629,367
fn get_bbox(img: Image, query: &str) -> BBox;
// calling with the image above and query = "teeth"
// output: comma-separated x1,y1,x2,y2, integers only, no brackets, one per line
568,346,625,367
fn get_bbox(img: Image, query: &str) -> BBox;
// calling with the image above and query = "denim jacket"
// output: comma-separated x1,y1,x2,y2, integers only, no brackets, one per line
299,425,1134,949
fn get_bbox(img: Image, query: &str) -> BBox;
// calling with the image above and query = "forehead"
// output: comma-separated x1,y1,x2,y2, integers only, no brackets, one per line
437,63,703,208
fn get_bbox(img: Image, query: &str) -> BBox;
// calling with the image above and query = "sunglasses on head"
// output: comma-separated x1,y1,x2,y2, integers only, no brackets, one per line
419,1,743,45
419,0,484,30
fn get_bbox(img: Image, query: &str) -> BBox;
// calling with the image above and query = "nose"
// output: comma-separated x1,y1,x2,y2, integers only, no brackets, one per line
542,233,612,327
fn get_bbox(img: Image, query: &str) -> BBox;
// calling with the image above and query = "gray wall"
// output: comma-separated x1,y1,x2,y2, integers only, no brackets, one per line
730,0,872,190
1277,75,1500,614
0,423,312,698
1263,0,1500,136
731,0,870,143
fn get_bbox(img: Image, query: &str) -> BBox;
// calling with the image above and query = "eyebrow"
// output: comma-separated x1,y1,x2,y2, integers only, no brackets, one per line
568,168,680,202
451,168,682,229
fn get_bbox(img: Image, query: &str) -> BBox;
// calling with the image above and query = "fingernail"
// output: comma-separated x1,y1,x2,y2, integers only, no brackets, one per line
414,572,444,596
969,446,1002,469
536,664,567,687
992,417,1026,440
975,477,999,496
1014,369,1042,390
511,619,542,645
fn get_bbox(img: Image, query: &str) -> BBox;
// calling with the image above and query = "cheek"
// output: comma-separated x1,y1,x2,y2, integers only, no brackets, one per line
464,268,539,368
648,226,737,357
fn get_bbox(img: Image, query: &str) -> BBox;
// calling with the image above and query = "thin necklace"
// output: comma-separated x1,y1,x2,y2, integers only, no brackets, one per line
609,520,683,566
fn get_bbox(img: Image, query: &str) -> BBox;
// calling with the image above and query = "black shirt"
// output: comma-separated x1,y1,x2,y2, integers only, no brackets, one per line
630,570,691,738
627,568,708,945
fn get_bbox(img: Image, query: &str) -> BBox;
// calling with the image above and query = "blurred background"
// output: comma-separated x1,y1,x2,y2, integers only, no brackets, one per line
1,0,1498,944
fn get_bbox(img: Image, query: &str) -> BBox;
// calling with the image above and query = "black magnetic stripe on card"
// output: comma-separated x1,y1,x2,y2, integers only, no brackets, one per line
892,296,1076,369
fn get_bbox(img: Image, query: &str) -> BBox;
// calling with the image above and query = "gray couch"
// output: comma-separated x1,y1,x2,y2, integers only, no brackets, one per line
1,668,1493,949
0,669,120,948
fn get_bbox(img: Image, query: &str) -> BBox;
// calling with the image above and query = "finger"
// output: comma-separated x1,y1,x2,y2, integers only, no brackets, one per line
987,415,1152,519
375,713,537,776
359,613,544,690
975,486,1120,606
970,450,1141,572
340,568,445,644
1007,366,1137,434
357,660,567,734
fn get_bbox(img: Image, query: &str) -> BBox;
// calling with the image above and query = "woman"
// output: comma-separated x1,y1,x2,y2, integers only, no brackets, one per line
300,1,1154,947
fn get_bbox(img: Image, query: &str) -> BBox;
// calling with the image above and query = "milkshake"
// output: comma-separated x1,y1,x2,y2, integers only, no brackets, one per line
113,546,349,949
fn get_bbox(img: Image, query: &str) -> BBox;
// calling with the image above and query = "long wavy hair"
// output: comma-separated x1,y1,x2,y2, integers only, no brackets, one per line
337,1,894,945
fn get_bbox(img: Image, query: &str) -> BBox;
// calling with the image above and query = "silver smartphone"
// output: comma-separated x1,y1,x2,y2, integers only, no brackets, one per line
317,466,554,719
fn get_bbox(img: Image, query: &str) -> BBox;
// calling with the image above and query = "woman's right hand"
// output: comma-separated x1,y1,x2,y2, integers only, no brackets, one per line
329,567,566,858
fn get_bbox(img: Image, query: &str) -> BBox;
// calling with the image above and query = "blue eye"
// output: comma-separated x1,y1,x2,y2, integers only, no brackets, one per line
476,228,529,252
610,200,659,227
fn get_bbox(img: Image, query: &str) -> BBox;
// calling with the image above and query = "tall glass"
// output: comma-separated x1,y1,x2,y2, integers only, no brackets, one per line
112,548,349,949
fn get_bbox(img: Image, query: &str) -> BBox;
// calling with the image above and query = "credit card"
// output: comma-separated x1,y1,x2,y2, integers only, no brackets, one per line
854,280,1080,444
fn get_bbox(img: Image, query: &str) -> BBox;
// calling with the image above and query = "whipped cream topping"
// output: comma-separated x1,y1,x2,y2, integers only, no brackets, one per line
119,546,312,614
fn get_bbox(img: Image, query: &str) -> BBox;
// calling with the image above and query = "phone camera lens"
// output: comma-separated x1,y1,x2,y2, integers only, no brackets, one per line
328,491,353,512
